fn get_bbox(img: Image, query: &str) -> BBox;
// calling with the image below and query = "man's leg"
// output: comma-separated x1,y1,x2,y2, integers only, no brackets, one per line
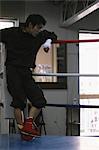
20,73,47,140
19,105,41,141
14,108,24,129
29,104,41,121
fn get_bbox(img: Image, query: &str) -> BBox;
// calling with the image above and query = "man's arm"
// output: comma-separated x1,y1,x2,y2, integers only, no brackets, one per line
38,29,57,44
38,30,57,52
42,30,57,42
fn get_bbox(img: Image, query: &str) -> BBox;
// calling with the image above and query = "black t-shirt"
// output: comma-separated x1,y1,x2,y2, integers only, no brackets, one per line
0,27,57,68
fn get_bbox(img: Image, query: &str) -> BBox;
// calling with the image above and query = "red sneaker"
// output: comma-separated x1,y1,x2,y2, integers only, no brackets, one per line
20,118,40,141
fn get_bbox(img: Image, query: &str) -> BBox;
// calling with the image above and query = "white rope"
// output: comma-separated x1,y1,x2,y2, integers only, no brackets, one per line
1,71,99,77
33,72,99,77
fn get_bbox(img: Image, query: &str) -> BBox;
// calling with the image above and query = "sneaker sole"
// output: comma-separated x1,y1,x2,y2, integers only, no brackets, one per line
21,131,40,137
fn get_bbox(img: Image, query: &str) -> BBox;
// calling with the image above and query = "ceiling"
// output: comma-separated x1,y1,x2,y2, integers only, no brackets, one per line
60,0,99,31
0,0,99,30
64,8,99,31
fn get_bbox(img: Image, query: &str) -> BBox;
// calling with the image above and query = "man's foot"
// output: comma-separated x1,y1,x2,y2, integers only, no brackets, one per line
19,118,40,141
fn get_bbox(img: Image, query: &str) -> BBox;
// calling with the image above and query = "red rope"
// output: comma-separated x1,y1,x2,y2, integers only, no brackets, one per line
55,39,99,44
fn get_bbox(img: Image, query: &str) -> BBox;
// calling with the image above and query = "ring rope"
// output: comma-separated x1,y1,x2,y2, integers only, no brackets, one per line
1,71,99,77
33,72,99,77
46,103,99,108
55,39,99,44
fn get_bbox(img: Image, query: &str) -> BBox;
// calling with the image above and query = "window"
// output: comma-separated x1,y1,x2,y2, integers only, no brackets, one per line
79,31,99,136
0,18,19,29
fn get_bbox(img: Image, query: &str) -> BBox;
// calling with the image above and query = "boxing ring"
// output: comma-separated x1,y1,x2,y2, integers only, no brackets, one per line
1,38,99,149
0,134,99,150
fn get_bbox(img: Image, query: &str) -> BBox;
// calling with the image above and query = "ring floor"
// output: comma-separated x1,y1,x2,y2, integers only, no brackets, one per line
0,134,99,150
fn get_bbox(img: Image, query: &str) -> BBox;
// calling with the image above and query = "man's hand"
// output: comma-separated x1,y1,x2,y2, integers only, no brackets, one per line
43,39,52,53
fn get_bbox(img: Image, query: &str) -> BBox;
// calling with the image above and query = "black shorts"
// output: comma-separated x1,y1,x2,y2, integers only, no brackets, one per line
6,65,47,110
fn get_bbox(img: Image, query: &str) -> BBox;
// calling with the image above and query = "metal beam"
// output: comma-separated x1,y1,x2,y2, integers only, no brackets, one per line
61,0,99,28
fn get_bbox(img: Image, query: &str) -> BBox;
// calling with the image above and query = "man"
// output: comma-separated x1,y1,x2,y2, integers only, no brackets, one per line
0,14,57,141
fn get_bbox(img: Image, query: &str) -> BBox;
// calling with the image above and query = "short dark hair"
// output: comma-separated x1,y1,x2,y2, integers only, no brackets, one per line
25,14,46,27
